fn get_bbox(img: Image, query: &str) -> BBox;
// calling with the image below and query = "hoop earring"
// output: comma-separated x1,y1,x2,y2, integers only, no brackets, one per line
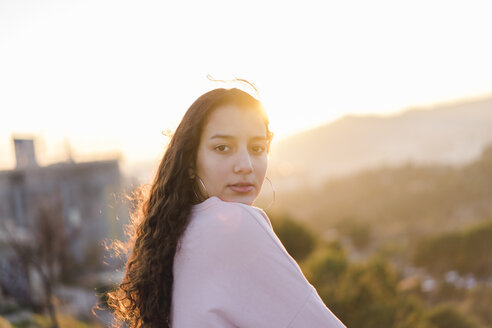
196,176,209,200
192,184,201,202
262,177,276,211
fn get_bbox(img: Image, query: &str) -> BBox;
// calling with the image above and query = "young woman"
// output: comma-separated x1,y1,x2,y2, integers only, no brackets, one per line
108,88,346,328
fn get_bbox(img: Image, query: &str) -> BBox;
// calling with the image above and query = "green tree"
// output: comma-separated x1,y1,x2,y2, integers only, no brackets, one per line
464,284,492,327
413,232,462,276
413,221,492,277
392,296,435,328
332,257,398,326
461,221,492,278
304,242,348,287
427,305,478,328
337,219,372,251
325,257,433,328
271,214,316,262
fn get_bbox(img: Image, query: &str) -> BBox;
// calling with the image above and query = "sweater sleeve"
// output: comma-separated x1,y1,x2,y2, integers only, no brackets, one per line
172,201,345,328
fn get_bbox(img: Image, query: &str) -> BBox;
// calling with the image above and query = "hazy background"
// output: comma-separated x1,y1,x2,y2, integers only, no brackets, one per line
1,1,492,327
2,0,491,174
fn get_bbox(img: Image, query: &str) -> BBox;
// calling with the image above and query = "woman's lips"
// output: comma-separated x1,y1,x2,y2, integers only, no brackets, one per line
229,184,254,193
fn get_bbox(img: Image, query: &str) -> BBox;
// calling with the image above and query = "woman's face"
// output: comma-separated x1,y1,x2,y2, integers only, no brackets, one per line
195,104,268,205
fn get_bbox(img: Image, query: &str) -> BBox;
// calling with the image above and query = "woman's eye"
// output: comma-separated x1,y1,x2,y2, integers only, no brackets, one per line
215,145,230,152
252,146,265,154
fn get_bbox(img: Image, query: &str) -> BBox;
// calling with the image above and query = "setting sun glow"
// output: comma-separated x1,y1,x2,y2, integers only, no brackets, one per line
1,0,491,171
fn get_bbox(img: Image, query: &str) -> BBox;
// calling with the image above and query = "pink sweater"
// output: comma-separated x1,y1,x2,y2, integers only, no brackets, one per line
171,196,346,327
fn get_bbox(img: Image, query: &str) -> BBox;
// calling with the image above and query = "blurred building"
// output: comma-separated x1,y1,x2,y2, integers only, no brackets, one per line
0,137,128,303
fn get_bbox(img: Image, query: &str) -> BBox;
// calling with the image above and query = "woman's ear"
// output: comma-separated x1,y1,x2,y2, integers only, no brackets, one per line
188,167,195,179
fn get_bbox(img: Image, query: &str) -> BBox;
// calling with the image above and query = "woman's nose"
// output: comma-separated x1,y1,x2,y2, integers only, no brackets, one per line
233,148,253,174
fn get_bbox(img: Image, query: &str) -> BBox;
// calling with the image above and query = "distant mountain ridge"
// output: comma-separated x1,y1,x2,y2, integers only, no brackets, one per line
267,95,492,189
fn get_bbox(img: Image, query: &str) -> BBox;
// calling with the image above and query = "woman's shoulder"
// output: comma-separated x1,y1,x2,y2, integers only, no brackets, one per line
190,196,271,230
180,197,296,271
178,196,275,254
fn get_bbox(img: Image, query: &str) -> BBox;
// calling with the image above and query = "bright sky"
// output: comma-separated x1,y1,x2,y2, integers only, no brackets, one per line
1,0,492,170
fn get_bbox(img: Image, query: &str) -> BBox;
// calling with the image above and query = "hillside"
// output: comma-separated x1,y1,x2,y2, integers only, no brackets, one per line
268,95,492,189
270,143,492,250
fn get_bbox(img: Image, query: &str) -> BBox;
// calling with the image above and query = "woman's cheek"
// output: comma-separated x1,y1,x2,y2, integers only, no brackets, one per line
256,156,268,171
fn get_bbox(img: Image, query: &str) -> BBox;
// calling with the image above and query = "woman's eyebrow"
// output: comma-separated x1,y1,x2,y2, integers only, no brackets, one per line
210,134,235,140
210,134,267,141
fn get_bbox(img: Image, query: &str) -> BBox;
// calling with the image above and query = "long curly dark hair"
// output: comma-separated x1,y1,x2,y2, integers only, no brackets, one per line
107,87,273,327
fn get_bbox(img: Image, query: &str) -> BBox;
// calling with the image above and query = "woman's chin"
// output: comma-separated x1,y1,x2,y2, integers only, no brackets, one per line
220,193,257,205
